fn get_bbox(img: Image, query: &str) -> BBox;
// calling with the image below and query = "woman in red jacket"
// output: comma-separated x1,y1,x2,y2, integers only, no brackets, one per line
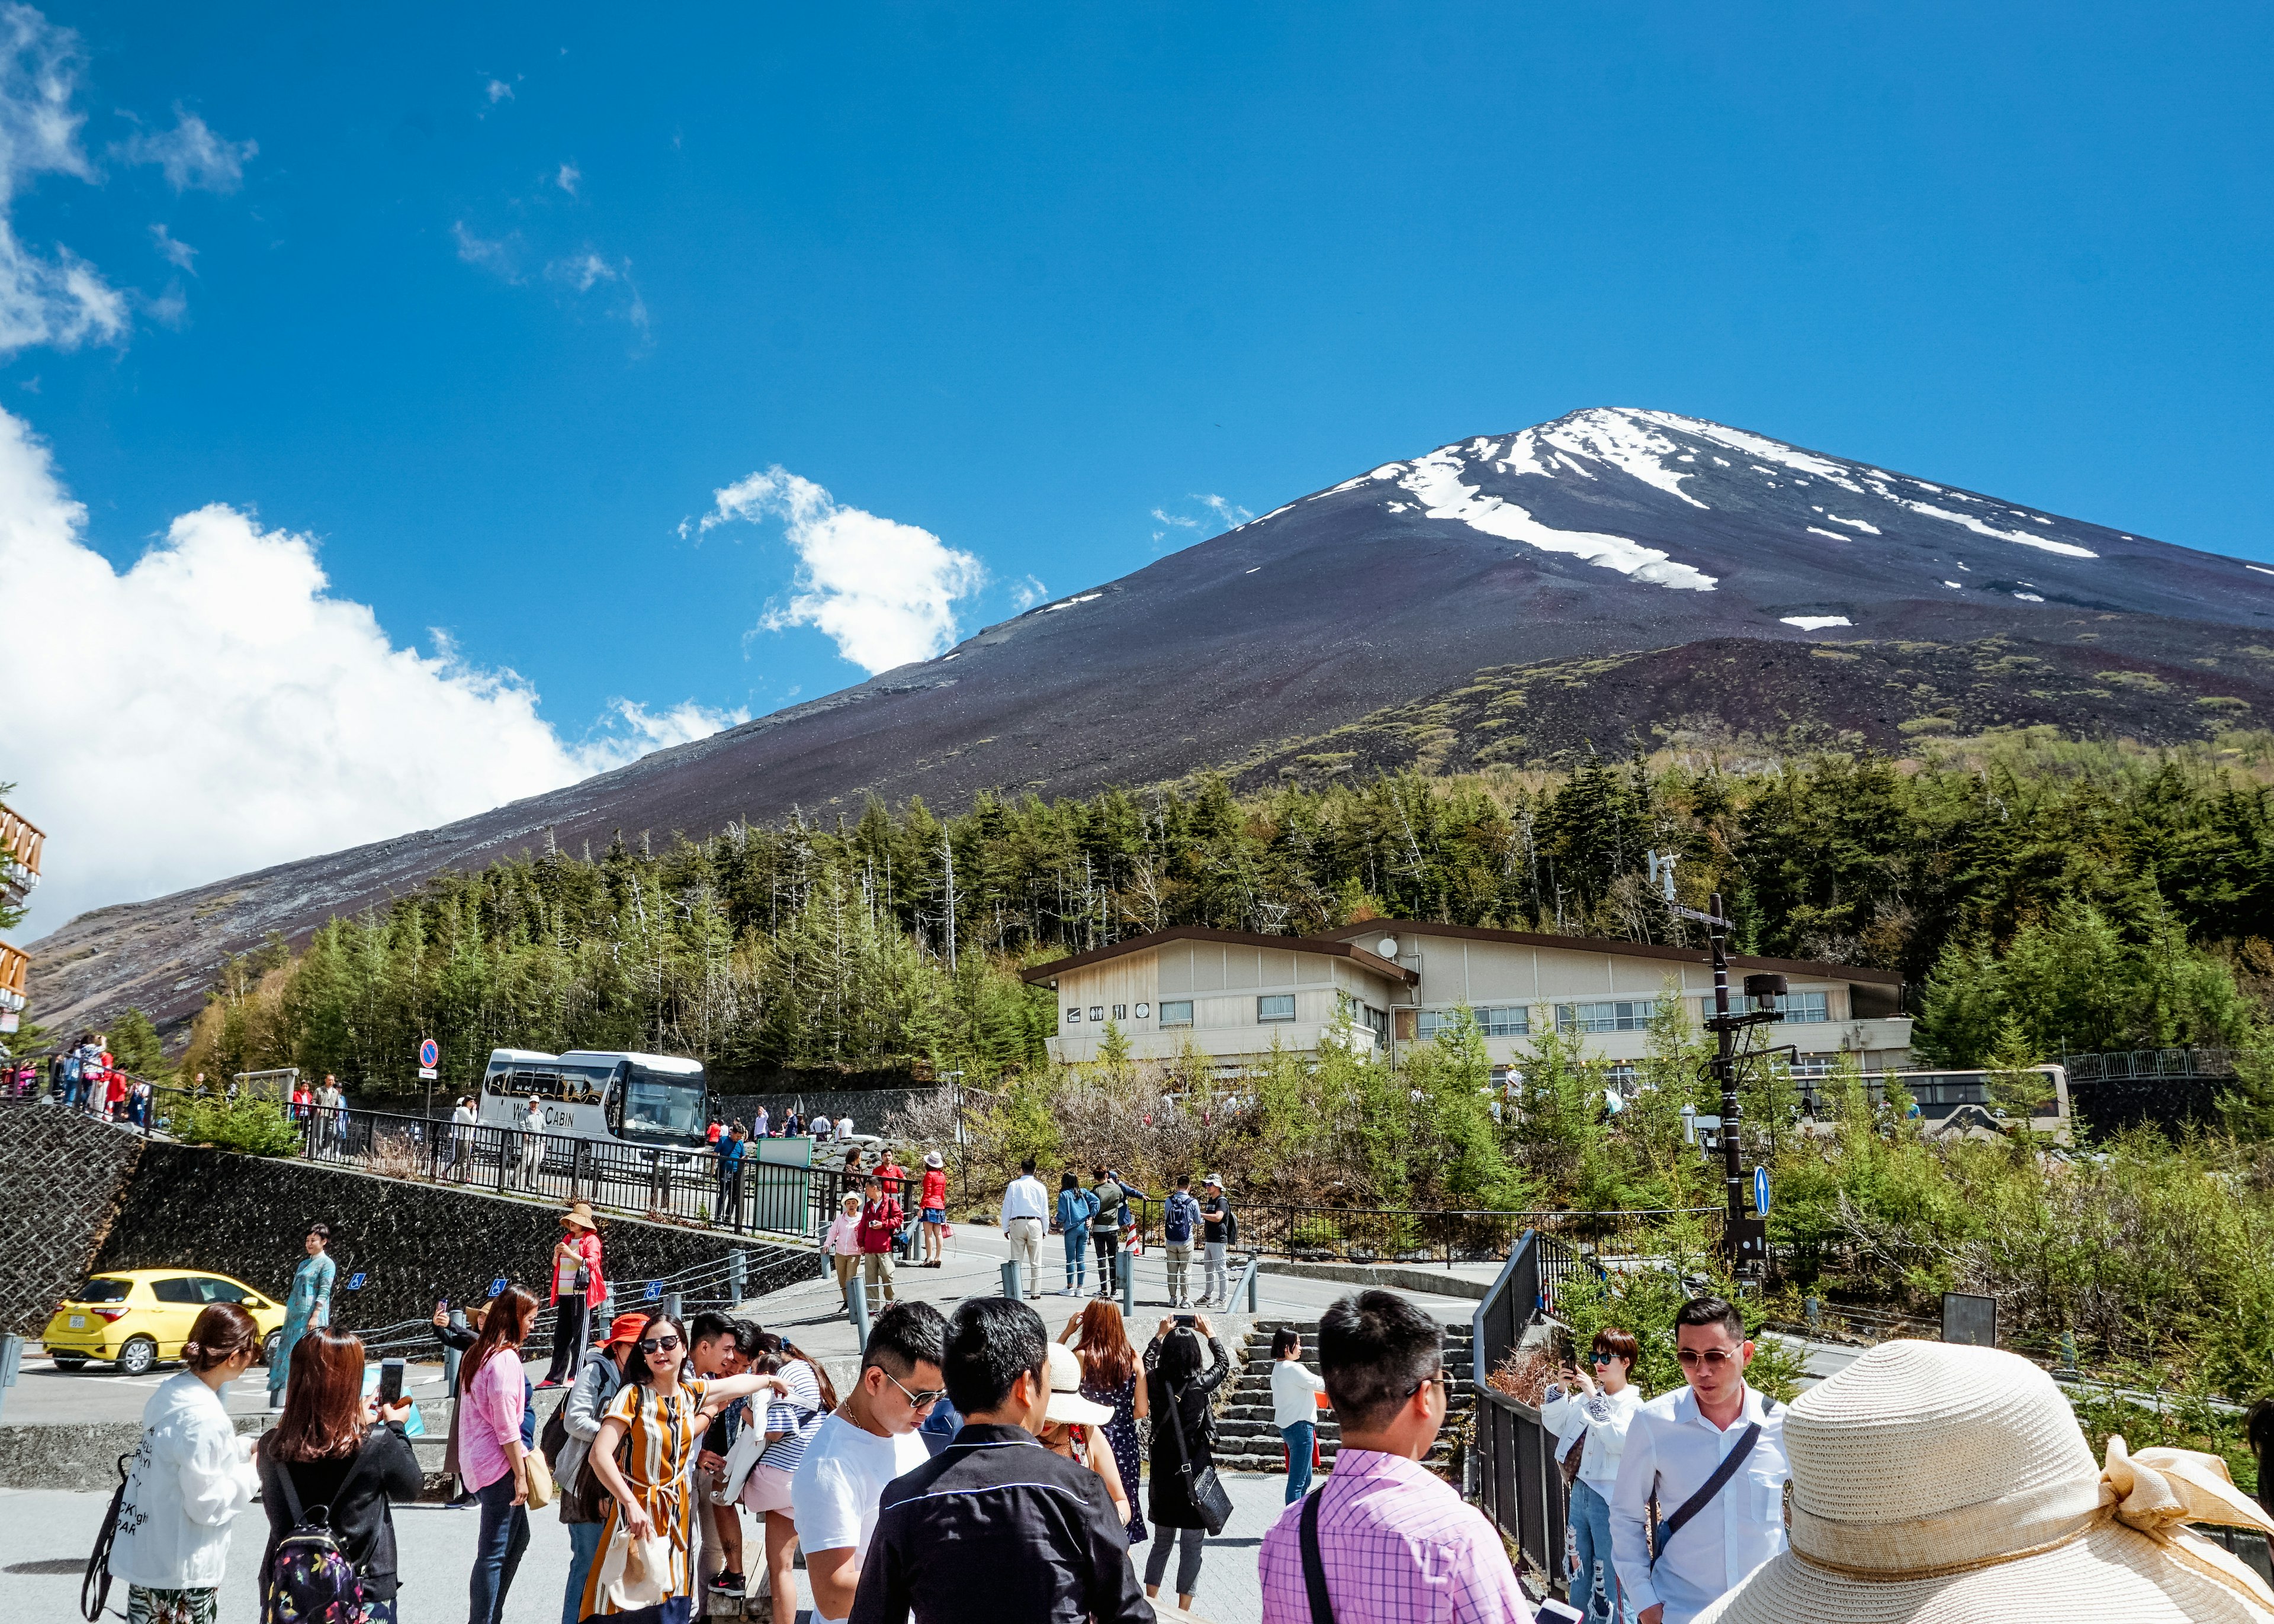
541,1201,606,1387
918,1151,949,1268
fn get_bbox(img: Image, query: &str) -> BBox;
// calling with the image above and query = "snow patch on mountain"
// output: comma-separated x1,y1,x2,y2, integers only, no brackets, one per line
1397,448,1717,591
1900,499,2097,558
1781,615,1853,630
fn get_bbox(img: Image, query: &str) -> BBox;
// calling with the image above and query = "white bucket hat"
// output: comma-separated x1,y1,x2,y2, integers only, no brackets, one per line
924,1151,943,1169
1697,1340,2274,1624
1043,1342,1115,1427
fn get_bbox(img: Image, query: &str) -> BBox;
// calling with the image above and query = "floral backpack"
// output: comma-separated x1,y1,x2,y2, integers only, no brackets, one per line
263,1445,378,1624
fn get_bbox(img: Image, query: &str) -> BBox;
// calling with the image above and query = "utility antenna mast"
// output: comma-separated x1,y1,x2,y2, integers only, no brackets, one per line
942,827,958,974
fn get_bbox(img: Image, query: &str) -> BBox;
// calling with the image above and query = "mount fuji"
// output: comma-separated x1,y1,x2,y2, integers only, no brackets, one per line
31,408,2274,1033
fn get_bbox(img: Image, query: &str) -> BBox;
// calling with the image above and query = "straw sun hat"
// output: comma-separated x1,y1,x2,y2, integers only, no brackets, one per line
1697,1340,2274,1624
1043,1342,1115,1427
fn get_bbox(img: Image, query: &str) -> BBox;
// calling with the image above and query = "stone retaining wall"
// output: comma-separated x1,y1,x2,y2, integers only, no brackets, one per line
93,1141,820,1334
0,1105,148,1334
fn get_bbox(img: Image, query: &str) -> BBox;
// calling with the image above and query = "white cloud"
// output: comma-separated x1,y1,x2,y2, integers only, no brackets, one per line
452,219,521,281
555,161,580,196
0,7,123,355
149,222,195,271
548,249,614,292
0,407,737,931
113,107,256,193
1009,574,1046,610
1149,494,1251,544
696,466,985,674
486,78,514,104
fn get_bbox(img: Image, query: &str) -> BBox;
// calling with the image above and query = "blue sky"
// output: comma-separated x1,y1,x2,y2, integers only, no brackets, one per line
7,2,2273,924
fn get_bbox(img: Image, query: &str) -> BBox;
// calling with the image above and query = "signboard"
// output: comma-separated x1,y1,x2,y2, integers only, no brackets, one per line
1942,1291,1999,1348
1722,1216,1768,1268
487,1276,508,1298
343,1272,368,1292
1753,1166,1771,1216
418,1038,439,1067
644,1281,661,1301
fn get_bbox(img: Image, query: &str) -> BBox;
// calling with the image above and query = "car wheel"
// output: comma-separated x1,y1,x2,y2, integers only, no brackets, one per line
117,1337,158,1377
53,1356,88,1371
261,1330,283,1367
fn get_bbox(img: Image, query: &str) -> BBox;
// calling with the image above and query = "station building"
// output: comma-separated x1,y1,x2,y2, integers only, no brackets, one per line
1022,919,1912,1078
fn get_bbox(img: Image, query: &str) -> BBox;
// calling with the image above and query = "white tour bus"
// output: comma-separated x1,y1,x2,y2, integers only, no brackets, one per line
477,1047,711,1152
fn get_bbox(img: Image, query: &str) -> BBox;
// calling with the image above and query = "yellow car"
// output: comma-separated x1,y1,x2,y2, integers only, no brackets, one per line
41,1269,288,1377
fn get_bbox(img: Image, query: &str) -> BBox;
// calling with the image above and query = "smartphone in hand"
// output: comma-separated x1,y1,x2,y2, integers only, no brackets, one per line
376,1358,405,1407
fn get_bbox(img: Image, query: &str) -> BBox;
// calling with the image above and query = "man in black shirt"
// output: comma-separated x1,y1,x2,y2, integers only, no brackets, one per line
850,1297,1151,1624
1199,1173,1232,1308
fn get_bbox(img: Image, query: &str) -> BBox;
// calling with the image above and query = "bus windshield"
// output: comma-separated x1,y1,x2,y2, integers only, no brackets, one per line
621,1068,706,1142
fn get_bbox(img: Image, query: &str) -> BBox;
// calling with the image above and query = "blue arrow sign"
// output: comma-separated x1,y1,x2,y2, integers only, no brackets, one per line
1753,1166,1771,1217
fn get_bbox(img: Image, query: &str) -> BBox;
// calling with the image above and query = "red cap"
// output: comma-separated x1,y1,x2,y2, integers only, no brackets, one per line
606,1313,651,1347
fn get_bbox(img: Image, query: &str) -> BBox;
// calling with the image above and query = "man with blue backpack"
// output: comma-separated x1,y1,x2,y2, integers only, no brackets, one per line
1161,1174,1204,1310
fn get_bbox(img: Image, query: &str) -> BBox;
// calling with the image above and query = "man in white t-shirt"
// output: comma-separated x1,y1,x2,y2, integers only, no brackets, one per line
448,1096,477,1178
789,1300,946,1624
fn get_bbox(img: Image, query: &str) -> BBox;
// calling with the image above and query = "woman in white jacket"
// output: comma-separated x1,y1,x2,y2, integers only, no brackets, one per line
107,1301,264,1624
1540,1326,1643,1624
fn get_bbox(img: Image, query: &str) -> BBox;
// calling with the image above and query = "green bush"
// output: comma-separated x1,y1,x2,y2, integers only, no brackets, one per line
170,1094,304,1157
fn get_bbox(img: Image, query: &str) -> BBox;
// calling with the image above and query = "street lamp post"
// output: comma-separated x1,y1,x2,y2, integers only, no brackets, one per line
1668,880,1787,1272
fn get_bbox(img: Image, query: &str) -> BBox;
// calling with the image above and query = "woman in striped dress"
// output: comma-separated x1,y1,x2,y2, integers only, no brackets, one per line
580,1314,783,1624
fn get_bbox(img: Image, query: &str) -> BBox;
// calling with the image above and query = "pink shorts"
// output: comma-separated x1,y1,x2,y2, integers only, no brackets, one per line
740,1461,797,1516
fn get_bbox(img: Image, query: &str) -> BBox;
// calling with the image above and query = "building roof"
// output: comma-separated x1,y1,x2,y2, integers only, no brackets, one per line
1303,919,1906,989
1019,925,1420,988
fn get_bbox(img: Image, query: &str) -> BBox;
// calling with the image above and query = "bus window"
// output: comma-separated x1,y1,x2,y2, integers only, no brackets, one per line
621,1066,706,1142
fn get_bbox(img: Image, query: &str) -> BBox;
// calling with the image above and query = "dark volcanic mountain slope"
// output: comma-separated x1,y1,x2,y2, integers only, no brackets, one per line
30,408,2274,1033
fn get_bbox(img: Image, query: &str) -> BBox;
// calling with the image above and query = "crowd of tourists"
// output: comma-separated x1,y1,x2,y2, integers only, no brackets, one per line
15,1031,156,1125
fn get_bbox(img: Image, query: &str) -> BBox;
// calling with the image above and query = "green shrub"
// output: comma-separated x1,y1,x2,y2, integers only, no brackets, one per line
170,1094,304,1157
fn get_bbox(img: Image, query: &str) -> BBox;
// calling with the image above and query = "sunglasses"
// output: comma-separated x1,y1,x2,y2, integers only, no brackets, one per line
639,1336,683,1354
1404,1368,1451,1399
883,1370,947,1410
1676,1346,1740,1368
1588,1352,1619,1365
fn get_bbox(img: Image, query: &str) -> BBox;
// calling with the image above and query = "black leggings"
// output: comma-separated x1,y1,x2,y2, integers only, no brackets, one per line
1093,1231,1119,1284
1145,1526,1205,1595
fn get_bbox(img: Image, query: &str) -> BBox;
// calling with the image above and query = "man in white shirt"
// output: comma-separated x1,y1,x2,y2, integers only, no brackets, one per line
449,1096,477,1179
998,1157,1051,1299
1543,1327,1645,1623
518,1097,545,1188
1609,1297,1788,1624
838,1114,856,1141
790,1301,946,1624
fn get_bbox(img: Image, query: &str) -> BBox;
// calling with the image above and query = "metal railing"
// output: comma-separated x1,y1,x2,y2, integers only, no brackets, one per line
2061,1046,2237,1082
1470,1227,1578,1590
130,1089,877,1244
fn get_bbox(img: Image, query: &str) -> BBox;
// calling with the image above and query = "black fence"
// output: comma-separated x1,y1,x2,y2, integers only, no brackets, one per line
1470,1228,1579,1589
153,1092,872,1244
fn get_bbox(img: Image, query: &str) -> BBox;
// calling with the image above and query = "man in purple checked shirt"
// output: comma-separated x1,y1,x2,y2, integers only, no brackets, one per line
1259,1289,1530,1624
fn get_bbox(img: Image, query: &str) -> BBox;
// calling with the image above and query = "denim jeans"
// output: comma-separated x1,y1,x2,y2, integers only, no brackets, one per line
1144,1526,1206,1596
469,1473,531,1624
560,1521,603,1624
1063,1226,1088,1289
1282,1420,1315,1503
1568,1477,1624,1623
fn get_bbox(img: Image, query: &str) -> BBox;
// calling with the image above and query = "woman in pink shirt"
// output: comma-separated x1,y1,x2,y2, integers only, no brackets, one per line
460,1284,538,1624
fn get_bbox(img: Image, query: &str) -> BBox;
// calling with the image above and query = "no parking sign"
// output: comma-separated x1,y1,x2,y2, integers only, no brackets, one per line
417,1038,439,1080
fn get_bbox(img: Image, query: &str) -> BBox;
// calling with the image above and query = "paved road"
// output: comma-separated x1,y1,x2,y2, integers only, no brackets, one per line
0,1469,1300,1624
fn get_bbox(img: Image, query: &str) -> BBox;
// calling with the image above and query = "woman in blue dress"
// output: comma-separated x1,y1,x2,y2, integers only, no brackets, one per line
266,1223,336,1411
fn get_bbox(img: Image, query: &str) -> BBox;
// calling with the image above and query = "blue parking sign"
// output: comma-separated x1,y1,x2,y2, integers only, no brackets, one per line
1753,1166,1771,1216
644,1281,661,1301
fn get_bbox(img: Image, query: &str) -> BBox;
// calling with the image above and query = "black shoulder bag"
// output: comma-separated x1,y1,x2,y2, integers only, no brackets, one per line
1647,1396,1779,1569
1161,1378,1235,1535
1297,1487,1336,1624
79,1449,134,1622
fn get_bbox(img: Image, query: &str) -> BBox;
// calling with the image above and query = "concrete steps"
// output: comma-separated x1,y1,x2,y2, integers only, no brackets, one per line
1210,1317,1473,1474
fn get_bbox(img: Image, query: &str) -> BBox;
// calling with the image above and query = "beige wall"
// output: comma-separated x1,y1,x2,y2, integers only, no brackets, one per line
1043,944,1399,1065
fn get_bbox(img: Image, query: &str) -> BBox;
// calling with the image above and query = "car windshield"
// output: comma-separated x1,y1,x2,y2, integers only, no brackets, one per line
73,1278,132,1303
621,1070,706,1141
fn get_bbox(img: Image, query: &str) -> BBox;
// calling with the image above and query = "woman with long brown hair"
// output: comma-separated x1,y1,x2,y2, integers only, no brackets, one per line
255,1326,421,1622
734,1333,841,1624
461,1284,539,1624
1061,1298,1148,1548
107,1303,263,1624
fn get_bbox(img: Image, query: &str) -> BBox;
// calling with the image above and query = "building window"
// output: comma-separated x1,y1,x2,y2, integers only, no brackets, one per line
1065,1007,1081,1024
1417,1005,1531,1040
1360,1004,1388,1041
1112,1004,1127,1021
1556,999,1657,1033
1159,1001,1193,1028
1135,1002,1151,1020
1257,994,1295,1022
1696,991,1831,1024
1089,1006,1104,1022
